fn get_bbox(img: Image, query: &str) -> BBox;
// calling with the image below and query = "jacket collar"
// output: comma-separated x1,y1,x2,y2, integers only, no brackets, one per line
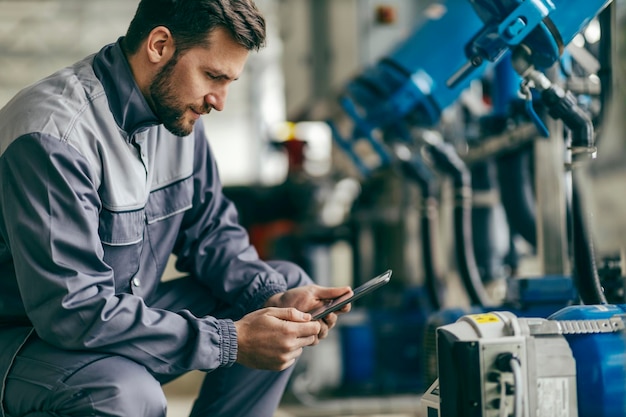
92,37,160,139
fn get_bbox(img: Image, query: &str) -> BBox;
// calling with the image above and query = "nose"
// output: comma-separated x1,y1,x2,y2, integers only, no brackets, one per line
205,88,227,112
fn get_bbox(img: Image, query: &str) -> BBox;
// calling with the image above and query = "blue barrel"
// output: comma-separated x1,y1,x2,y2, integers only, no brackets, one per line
344,0,488,128
549,304,626,417
339,312,376,386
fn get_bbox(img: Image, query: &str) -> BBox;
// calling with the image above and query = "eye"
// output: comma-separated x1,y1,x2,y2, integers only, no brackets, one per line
206,72,218,80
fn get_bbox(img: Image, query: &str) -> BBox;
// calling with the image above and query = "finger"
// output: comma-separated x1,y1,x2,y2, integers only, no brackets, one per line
280,358,297,371
275,349,302,371
322,312,338,329
280,319,321,339
267,307,312,322
297,334,318,347
293,321,321,338
317,322,330,340
314,286,353,300
338,303,351,314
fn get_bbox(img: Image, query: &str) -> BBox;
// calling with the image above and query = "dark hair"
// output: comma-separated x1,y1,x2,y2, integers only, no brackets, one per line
122,0,266,55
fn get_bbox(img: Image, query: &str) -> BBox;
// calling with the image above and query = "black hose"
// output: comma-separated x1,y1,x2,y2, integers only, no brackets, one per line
421,197,444,311
541,87,594,149
541,85,606,304
571,183,606,304
496,145,537,247
399,157,445,310
426,142,491,307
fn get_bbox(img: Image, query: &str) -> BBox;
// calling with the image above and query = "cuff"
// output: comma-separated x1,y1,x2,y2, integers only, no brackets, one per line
246,283,287,312
218,319,238,367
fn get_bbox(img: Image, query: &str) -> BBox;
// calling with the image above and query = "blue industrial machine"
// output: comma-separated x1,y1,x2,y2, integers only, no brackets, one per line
332,0,610,174
330,0,490,176
324,0,496,396
550,305,626,417
323,0,619,412
448,0,612,87
423,305,626,417
330,0,610,310
418,1,626,416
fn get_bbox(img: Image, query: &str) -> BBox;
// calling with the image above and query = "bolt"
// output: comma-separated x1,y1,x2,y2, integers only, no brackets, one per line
505,17,527,39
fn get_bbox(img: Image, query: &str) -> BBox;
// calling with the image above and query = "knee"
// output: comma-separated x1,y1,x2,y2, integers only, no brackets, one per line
267,260,313,288
112,361,167,417
72,356,167,417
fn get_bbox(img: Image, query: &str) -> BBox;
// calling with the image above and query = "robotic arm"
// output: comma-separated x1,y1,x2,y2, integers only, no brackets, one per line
330,0,489,176
449,0,612,87
333,0,611,174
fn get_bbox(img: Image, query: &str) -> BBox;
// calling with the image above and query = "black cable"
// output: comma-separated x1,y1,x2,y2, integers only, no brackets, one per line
399,156,446,310
426,141,491,307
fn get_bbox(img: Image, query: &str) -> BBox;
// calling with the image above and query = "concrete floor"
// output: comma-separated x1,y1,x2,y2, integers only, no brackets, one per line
163,371,424,417
160,311,426,417
165,394,423,417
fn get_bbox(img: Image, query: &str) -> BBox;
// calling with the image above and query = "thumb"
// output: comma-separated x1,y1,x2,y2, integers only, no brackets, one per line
267,307,312,322
315,286,353,299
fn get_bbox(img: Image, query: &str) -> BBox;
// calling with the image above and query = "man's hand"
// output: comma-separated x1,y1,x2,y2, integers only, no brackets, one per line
234,307,321,371
264,285,352,341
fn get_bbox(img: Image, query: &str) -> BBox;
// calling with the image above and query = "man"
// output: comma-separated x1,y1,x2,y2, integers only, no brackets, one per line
0,1,351,416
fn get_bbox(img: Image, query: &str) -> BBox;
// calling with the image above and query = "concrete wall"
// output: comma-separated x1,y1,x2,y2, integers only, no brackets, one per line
0,0,286,186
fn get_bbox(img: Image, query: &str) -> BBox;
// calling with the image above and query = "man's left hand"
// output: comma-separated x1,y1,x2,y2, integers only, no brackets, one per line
264,285,352,342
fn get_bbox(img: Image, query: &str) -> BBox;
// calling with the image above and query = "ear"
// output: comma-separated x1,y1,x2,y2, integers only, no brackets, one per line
145,26,175,64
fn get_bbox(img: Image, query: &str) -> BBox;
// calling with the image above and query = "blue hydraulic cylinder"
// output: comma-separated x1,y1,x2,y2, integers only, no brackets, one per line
450,0,612,86
549,304,626,417
343,0,488,132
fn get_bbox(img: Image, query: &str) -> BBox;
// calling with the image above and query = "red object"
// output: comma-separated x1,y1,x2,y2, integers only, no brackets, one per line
376,5,397,24
280,139,307,174
249,220,297,260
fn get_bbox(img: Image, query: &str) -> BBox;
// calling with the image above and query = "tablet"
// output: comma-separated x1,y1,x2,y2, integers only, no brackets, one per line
308,269,392,320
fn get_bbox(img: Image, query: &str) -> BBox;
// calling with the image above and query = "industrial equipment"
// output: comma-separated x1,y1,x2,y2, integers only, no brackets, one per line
328,0,612,325
329,0,609,309
420,1,626,416
330,0,489,175
422,306,626,417
447,0,612,88
291,0,618,408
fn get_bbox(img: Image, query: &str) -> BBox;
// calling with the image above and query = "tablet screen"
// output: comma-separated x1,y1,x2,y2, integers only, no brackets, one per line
309,269,392,320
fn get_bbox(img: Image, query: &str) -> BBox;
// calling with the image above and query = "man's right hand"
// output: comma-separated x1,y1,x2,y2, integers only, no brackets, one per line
234,308,321,371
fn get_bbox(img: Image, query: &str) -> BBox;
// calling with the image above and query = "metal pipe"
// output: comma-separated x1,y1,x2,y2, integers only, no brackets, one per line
514,56,606,304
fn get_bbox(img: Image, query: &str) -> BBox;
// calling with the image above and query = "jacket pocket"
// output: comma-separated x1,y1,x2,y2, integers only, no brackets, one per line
145,176,193,224
99,209,145,292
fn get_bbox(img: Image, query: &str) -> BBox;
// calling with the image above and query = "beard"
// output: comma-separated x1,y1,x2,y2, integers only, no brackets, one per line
150,54,209,137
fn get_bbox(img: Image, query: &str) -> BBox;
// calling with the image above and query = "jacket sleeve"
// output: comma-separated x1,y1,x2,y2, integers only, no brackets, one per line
0,133,237,375
173,122,311,317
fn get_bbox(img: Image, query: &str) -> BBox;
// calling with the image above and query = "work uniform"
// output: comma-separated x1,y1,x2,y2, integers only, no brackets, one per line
0,38,312,417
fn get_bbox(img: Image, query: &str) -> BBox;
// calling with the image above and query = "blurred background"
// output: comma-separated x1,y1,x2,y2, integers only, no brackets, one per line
2,1,626,416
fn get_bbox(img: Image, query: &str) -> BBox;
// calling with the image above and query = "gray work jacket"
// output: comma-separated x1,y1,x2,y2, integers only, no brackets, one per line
0,39,293,413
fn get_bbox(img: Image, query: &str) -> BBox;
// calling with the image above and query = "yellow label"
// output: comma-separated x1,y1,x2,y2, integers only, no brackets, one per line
470,313,500,324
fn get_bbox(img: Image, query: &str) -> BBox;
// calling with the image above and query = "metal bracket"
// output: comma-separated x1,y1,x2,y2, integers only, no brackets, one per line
527,317,625,335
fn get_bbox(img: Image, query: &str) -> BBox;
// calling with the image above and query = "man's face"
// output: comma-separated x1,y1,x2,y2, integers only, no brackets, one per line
149,27,250,136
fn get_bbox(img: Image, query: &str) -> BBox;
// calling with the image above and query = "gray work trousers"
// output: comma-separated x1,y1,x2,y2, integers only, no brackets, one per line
2,262,309,417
